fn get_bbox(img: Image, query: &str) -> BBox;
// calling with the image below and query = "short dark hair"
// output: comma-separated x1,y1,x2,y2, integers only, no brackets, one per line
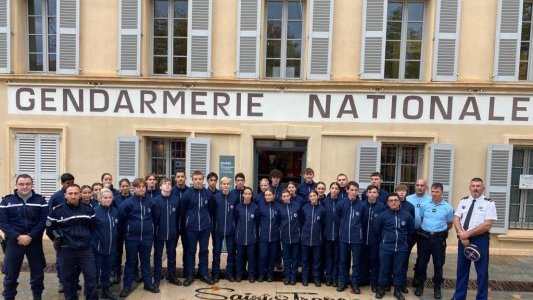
270,169,282,179
387,192,400,200
347,181,359,190
91,182,103,190
207,172,219,180
60,173,75,184
431,182,444,191
370,172,382,179
65,183,81,191
15,174,33,183
192,170,204,178
471,177,484,184
100,172,112,181
304,168,315,175
235,173,245,180
132,178,146,188
366,184,378,192
118,178,130,186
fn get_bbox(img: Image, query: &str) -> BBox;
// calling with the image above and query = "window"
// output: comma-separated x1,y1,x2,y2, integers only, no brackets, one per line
152,0,188,75
380,144,423,194
28,0,56,72
385,0,424,79
509,147,533,229
520,2,533,80
265,0,304,79
149,138,186,178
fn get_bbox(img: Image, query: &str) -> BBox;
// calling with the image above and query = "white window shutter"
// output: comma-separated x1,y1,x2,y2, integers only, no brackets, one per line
188,0,212,78
38,135,60,199
186,137,210,186
486,144,513,234
429,144,455,201
0,0,10,73
307,0,334,80
116,136,139,182
356,141,381,188
493,0,522,81
432,0,461,81
236,0,261,79
15,134,59,199
57,0,79,74
360,0,387,79
119,0,141,76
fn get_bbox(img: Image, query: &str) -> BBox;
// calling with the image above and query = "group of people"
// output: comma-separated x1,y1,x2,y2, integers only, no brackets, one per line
0,168,497,300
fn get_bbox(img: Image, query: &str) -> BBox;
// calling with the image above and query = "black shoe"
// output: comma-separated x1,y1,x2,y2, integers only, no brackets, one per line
58,283,64,293
201,276,215,285
375,286,386,299
412,278,420,288
168,276,182,286
434,288,442,299
153,281,160,289
77,284,82,290
100,288,118,300
119,287,131,298
351,285,361,294
386,285,391,291
394,286,405,300
414,284,424,296
275,263,283,271
302,279,308,286
183,277,195,286
111,275,121,285
144,285,160,293
248,277,255,283
33,296,42,300
235,276,242,282
228,276,235,282
135,274,142,283
401,285,409,293
283,279,290,285
267,276,273,282
314,278,321,287
332,280,338,287
336,284,347,292
212,273,220,282
371,285,378,293
290,280,296,285
325,280,331,286
257,276,264,282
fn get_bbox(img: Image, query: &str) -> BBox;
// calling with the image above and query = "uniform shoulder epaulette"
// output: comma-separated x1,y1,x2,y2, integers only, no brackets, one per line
462,196,469,200
2,194,14,200
485,197,492,202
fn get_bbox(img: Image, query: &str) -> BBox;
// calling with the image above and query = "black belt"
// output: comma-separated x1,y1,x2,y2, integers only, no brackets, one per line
418,229,448,239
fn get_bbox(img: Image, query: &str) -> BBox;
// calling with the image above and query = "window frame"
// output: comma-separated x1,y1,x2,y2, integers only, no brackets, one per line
263,0,306,79
147,137,187,179
150,0,189,76
509,147,533,229
520,1,533,81
380,143,424,194
27,0,57,73
384,0,426,81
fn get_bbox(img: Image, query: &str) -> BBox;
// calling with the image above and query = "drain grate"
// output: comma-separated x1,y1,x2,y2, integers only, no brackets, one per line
5,262,533,292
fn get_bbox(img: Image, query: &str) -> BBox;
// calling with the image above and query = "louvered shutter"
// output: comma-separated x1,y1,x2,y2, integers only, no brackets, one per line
433,0,461,81
0,0,10,73
38,135,60,198
486,144,513,234
429,144,455,201
493,0,522,81
119,0,141,76
57,0,79,74
188,0,212,77
307,0,334,80
236,0,261,78
15,134,59,199
356,141,381,188
186,138,210,186
116,136,139,182
360,0,387,79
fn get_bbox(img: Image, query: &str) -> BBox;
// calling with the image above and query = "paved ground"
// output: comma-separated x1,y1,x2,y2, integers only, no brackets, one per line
4,237,533,299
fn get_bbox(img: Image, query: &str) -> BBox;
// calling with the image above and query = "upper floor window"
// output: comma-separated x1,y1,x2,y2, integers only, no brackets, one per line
28,0,56,72
520,2,533,80
265,0,304,79
385,0,424,79
381,144,423,194
152,0,188,75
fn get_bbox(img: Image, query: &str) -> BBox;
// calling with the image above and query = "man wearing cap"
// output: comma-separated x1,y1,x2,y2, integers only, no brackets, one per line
452,178,497,300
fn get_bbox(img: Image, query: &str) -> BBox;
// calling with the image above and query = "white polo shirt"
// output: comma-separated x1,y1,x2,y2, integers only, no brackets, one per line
454,195,497,231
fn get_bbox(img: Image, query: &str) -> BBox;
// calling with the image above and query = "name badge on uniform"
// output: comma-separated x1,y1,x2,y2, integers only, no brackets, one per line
417,204,420,208
432,208,436,213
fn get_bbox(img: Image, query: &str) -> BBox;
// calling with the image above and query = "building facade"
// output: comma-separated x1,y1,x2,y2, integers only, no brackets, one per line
1,0,533,253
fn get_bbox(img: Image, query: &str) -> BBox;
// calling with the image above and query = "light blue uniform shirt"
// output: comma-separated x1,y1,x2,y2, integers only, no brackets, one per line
420,199,454,233
406,193,432,229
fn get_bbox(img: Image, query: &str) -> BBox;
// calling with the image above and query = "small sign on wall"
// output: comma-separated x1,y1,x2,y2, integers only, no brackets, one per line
519,175,533,189
219,155,235,184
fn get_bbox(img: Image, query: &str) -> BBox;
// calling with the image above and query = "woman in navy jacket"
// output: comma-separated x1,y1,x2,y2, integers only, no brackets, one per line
374,193,414,300
300,190,325,287
257,189,280,282
321,182,342,287
234,187,259,282
92,188,118,300
279,189,302,285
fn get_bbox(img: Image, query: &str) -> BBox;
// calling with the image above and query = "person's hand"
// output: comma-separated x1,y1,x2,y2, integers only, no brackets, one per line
17,235,32,246
458,230,470,240
460,238,470,246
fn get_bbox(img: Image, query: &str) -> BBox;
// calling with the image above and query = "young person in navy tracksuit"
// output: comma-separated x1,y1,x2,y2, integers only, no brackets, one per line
279,189,301,285
257,188,280,282
212,177,238,282
374,193,414,300
361,185,387,292
92,188,119,300
322,182,342,287
297,168,317,199
300,190,325,287
153,178,181,287
111,178,131,284
336,181,368,293
255,178,271,205
81,185,98,207
145,173,161,200
234,187,259,282
287,181,305,206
